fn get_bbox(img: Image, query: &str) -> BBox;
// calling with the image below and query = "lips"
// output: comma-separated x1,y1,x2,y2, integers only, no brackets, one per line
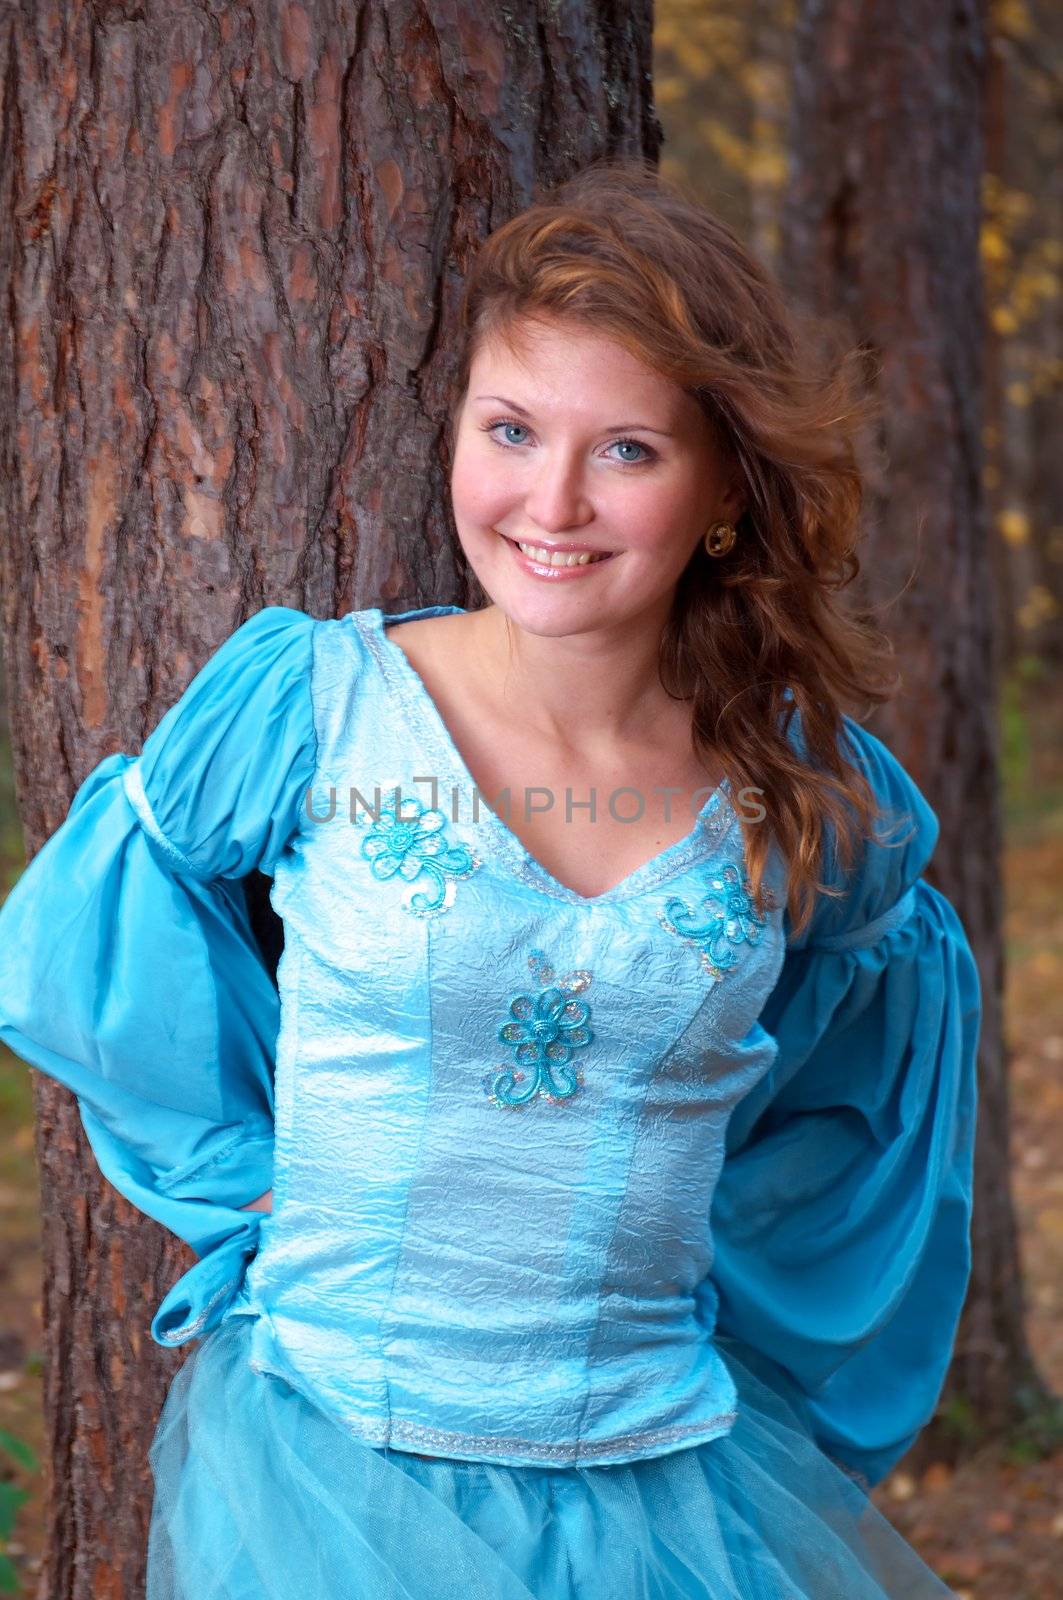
506,535,607,556
501,533,615,560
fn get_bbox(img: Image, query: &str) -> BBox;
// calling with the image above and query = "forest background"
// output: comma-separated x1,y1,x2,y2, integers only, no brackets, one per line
0,0,1060,1596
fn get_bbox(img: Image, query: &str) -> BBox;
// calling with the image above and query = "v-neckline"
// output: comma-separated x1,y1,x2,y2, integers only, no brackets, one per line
353,605,736,908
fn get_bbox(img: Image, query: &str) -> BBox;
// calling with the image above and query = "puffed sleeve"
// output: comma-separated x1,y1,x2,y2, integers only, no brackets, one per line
706,713,981,1490
0,606,319,1347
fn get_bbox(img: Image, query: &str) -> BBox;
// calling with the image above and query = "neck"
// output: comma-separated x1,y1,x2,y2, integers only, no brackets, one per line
469,601,684,753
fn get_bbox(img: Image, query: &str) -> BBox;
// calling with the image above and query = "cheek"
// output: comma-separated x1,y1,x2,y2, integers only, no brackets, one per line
450,444,510,525
612,486,696,552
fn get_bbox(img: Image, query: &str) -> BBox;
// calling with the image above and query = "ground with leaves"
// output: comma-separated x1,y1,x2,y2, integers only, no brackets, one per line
0,679,1060,1596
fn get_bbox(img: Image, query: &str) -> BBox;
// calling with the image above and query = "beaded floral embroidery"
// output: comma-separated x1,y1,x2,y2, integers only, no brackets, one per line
485,948,594,1109
358,793,480,917
658,861,771,979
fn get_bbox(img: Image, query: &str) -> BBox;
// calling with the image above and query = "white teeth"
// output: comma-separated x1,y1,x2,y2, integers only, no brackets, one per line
515,540,607,568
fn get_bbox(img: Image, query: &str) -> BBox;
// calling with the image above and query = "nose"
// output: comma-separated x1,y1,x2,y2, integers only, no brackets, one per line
521,450,594,535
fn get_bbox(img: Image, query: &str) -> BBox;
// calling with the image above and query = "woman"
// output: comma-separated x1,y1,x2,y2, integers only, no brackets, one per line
0,159,980,1597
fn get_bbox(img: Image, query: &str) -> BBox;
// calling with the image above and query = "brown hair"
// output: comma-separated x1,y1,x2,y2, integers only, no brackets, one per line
445,157,908,941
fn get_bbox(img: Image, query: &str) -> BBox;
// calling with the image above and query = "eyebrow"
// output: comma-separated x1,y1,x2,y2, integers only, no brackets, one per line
472,395,674,438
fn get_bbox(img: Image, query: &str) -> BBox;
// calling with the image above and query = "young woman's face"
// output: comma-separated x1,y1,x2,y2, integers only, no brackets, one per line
449,316,740,636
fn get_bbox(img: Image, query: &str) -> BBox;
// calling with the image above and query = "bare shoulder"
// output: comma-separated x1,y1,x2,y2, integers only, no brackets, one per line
384,610,482,674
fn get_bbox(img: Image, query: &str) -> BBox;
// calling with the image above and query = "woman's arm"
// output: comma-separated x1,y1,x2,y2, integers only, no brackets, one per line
0,606,319,1345
707,714,980,1488
240,1190,273,1212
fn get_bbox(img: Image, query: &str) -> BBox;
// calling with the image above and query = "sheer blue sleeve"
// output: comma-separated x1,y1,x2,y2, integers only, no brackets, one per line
0,607,318,1347
707,715,981,1490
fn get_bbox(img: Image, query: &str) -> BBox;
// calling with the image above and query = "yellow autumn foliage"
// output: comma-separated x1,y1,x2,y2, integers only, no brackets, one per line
999,509,1031,547
1017,585,1059,631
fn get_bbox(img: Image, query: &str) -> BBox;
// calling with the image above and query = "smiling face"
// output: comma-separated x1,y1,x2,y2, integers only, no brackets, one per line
449,315,742,638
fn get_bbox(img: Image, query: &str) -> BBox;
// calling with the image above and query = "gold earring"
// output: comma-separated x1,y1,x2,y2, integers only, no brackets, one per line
703,520,737,558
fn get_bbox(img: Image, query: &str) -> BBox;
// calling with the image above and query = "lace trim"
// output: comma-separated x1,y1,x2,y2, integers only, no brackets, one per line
382,1409,738,1463
121,759,202,878
245,1349,736,1464
155,1129,252,1194
157,1273,244,1346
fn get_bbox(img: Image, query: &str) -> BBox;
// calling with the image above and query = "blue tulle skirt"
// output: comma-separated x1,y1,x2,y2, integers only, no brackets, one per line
146,1313,957,1599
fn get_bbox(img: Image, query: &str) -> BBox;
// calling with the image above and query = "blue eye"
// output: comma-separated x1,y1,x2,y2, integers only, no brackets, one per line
481,419,655,468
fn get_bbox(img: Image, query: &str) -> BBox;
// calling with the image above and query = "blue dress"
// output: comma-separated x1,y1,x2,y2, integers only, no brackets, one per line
0,603,981,1598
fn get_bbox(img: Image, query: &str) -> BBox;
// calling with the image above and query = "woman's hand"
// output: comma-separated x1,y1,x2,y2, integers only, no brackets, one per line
239,1189,273,1212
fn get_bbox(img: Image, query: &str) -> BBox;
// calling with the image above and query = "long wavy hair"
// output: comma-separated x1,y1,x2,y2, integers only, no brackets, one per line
444,157,909,942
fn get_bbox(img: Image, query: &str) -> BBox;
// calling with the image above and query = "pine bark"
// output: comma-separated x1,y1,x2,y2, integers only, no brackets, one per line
782,0,1042,1455
0,2,659,1592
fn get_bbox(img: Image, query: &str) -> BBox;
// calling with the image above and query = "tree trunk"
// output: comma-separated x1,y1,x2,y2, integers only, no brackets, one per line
782,0,1044,1457
0,2,659,1592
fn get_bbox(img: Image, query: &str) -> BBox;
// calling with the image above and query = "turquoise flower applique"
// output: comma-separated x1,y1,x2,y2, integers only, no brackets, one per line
658,861,771,979
485,948,594,1109
359,793,480,917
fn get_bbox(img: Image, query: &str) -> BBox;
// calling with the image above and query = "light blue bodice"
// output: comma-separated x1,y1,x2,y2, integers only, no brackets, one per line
232,606,790,1465
0,603,980,1484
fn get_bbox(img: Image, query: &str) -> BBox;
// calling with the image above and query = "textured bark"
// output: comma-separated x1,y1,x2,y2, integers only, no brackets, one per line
983,25,1015,672
0,2,660,1593
782,0,1040,1452
990,10,1063,669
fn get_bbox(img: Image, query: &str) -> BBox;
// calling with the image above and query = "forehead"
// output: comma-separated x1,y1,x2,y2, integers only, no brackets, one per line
468,317,686,416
